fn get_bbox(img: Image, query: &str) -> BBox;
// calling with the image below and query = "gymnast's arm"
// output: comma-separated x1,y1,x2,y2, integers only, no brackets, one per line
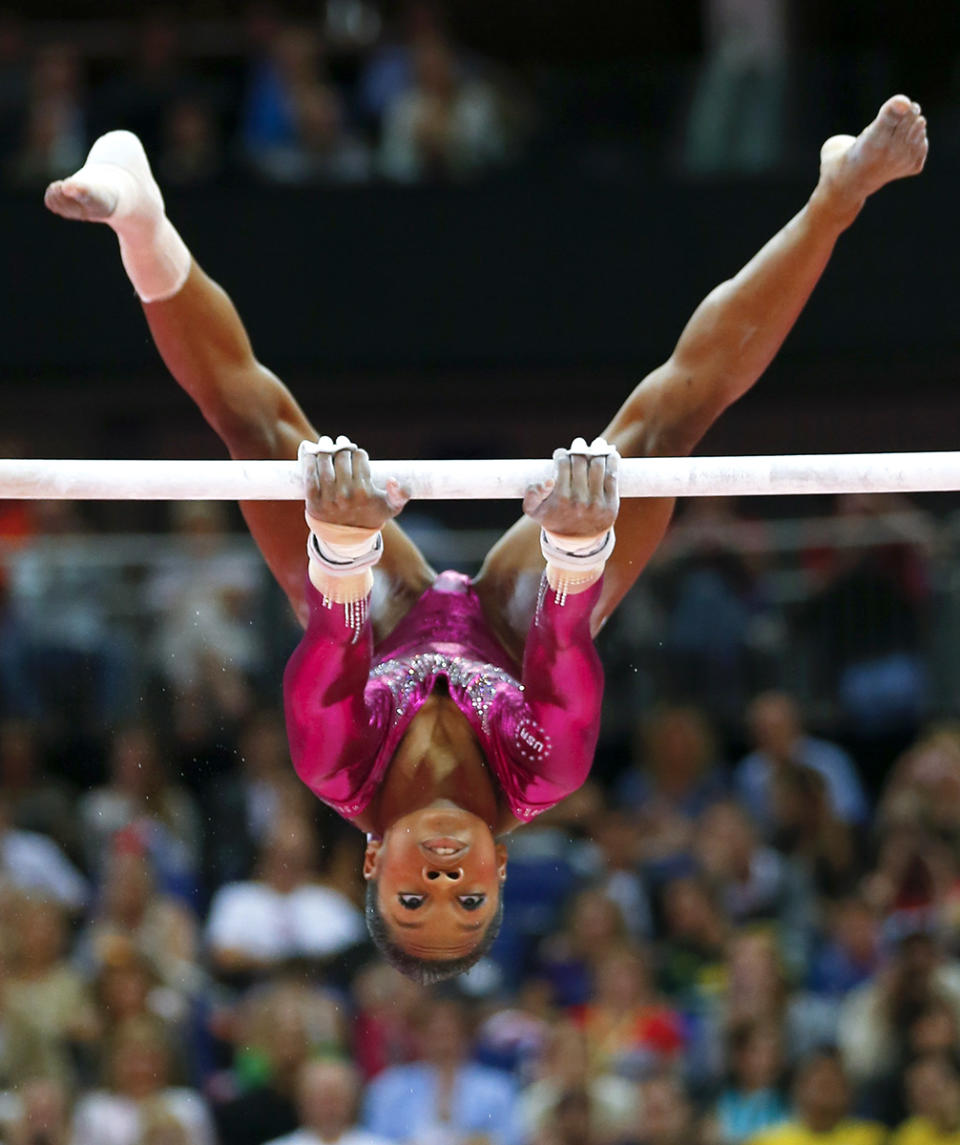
516,575,605,789
511,441,615,791
283,571,381,800
284,438,408,800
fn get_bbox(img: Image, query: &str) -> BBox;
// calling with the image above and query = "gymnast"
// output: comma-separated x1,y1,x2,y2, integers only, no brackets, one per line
44,95,927,981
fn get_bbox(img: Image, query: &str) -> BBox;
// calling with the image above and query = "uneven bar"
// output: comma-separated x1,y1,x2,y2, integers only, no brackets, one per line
2,453,960,501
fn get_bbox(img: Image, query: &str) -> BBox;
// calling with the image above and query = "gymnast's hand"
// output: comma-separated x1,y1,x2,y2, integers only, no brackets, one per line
523,436,620,538
300,435,409,531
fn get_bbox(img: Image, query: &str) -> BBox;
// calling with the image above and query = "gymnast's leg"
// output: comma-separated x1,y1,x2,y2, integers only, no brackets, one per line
474,95,929,660
44,132,434,630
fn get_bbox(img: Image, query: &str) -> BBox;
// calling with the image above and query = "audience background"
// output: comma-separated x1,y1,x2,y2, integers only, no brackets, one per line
3,3,960,1145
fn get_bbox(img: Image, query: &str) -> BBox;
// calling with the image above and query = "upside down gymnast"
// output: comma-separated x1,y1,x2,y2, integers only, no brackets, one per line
44,95,927,982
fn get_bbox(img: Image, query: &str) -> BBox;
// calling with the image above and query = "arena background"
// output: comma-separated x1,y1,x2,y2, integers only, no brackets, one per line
2,3,960,1144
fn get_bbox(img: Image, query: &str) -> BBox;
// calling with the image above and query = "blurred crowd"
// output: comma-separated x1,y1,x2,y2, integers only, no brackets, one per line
2,488,960,1145
1,0,960,194
0,3,529,191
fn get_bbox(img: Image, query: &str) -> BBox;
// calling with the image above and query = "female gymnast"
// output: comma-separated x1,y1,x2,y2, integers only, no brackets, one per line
45,95,927,981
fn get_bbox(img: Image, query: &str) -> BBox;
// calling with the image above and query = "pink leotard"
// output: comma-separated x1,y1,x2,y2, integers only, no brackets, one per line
283,569,604,825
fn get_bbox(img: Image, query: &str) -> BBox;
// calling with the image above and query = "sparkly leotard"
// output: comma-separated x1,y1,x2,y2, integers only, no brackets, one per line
283,569,604,825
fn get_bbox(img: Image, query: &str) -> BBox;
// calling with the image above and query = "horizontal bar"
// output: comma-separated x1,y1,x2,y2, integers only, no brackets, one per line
2,452,960,501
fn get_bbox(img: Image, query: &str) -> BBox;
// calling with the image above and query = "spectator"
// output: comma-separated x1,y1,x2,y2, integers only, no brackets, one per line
363,997,519,1145
79,723,202,897
91,12,194,154
838,930,960,1088
203,709,314,889
205,814,365,979
71,1015,215,1145
77,848,199,1000
265,1060,391,1145
736,693,868,834
708,931,836,1079
0,717,75,853
532,1087,595,1145
8,43,85,186
808,897,881,998
213,982,315,1145
650,498,772,724
536,890,632,1008
693,802,817,974
250,81,372,184
706,1021,789,1144
768,765,861,899
356,1,439,128
0,796,87,910
351,962,423,1080
619,706,726,879
147,500,264,691
476,978,556,1078
893,1054,960,1145
3,1075,72,1145
626,1074,697,1145
620,705,727,818
878,728,960,865
746,1049,886,1145
4,501,135,731
657,875,729,1009
4,895,99,1088
571,947,685,1077
682,0,789,175
379,30,507,182
240,23,326,169
90,948,191,1075
803,494,933,744
157,98,225,187
519,1019,639,1143
588,808,653,941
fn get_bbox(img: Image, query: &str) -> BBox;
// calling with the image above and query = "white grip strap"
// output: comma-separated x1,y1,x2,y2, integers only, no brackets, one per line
305,518,384,576
540,527,616,572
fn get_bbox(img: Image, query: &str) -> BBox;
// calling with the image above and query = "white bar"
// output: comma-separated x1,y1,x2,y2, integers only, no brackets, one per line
2,453,960,500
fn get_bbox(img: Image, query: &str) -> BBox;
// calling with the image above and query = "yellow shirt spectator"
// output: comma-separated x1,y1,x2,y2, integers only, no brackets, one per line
892,1118,960,1145
749,1119,888,1145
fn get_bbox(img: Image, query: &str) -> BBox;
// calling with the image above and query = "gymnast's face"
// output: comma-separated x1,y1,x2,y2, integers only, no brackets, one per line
364,806,507,957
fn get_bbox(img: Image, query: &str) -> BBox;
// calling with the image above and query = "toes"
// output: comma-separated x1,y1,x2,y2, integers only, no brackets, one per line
882,94,913,123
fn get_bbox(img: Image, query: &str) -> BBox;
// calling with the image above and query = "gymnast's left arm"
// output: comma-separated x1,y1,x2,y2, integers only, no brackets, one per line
283,436,407,800
519,575,606,772
513,438,617,786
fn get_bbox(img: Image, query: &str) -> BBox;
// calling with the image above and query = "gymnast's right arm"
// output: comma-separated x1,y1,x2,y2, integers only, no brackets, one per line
284,436,409,805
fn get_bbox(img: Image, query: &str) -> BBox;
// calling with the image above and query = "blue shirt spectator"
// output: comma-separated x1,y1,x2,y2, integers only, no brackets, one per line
363,999,519,1145
736,692,868,830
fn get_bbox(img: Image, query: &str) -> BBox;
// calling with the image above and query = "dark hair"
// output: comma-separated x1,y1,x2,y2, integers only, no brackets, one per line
365,878,504,985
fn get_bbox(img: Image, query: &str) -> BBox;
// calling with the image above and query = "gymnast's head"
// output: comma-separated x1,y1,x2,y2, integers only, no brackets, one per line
363,803,507,983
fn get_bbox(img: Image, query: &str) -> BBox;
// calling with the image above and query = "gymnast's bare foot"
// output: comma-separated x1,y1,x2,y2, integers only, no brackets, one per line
815,94,928,222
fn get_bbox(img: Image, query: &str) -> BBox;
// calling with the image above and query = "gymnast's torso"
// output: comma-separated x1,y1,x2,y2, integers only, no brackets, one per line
283,569,605,834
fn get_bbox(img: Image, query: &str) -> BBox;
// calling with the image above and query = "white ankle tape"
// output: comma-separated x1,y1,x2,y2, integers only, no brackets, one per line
73,131,191,302
117,216,191,303
541,528,616,572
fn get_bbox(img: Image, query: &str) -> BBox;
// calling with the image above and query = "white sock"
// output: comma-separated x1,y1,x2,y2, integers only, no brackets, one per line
65,131,191,303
